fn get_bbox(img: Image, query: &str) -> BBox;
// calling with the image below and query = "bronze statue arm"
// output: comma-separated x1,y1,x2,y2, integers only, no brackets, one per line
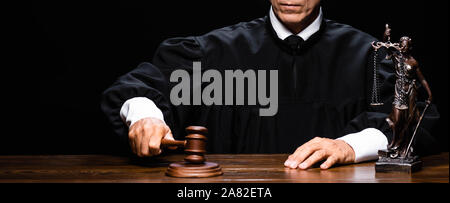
416,67,433,104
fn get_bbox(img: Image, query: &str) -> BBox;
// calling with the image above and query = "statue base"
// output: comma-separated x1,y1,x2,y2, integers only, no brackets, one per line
375,150,422,173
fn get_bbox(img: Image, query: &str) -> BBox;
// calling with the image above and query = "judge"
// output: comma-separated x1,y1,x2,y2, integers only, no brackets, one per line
101,0,439,169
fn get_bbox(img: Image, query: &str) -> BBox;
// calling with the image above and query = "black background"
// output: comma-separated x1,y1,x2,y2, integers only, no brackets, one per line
4,0,448,155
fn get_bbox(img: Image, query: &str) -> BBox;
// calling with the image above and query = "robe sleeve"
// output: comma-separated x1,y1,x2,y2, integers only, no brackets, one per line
342,49,440,156
100,36,204,141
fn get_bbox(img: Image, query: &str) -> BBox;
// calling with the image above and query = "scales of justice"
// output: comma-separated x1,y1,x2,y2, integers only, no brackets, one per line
370,24,433,173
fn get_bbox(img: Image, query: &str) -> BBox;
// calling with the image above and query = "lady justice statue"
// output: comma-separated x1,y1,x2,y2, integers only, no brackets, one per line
372,25,433,172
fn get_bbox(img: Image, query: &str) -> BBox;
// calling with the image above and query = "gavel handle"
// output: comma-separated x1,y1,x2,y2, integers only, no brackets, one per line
161,139,186,147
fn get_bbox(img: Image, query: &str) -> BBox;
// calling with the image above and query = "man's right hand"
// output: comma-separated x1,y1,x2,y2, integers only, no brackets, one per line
128,117,176,157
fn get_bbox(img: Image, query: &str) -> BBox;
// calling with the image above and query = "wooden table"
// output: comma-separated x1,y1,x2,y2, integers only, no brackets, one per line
0,153,447,183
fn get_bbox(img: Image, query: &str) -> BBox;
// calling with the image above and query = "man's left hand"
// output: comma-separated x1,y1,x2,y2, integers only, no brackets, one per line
284,137,355,170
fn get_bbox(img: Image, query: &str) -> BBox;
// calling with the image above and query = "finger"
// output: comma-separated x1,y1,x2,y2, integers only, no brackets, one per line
133,127,144,156
163,128,177,150
128,126,138,155
148,125,165,156
285,143,320,169
285,147,315,169
287,137,323,162
139,126,153,157
320,156,338,170
299,150,328,170
163,128,174,140
129,132,137,155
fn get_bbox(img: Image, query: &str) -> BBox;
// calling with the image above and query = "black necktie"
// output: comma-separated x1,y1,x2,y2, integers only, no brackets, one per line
284,35,304,52
283,35,304,98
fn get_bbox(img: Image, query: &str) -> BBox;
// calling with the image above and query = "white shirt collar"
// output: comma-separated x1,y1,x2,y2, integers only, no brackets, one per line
269,6,323,41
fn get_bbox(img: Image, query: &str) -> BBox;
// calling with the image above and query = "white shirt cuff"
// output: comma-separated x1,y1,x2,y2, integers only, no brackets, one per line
120,97,165,127
337,128,388,163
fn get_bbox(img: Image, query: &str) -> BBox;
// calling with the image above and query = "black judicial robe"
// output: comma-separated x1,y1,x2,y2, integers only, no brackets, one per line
101,16,439,154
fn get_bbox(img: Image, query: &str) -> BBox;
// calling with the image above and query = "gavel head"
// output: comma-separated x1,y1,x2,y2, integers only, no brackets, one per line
183,126,208,164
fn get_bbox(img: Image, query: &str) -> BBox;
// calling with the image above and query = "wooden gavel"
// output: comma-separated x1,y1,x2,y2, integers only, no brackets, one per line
160,126,207,164
162,126,222,178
